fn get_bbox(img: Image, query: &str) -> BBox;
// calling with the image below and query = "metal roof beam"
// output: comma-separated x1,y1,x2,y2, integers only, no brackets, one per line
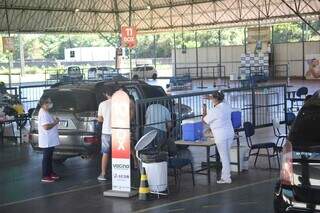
281,0,320,36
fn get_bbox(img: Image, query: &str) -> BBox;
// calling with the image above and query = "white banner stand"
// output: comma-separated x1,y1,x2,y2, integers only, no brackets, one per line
103,90,137,198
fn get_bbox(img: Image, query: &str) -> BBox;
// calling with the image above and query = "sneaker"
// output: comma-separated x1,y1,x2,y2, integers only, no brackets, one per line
41,176,55,183
97,174,107,181
50,172,60,180
217,179,232,184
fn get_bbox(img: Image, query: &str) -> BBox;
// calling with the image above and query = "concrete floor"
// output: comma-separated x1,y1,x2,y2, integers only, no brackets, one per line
0,127,281,213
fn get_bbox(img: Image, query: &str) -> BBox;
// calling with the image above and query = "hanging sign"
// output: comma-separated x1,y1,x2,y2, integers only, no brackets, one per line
121,26,137,48
2,37,14,52
110,90,131,193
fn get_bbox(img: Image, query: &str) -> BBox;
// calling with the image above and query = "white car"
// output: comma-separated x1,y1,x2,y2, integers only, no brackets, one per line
131,65,157,80
88,66,119,80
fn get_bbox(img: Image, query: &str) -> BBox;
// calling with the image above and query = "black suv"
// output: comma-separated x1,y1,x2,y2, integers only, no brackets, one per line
274,90,320,212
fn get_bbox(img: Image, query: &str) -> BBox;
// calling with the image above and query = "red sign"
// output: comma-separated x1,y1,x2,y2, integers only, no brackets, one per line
121,26,137,48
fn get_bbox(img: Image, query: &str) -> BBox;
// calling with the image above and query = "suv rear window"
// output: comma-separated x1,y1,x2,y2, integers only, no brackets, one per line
289,94,320,149
43,89,98,112
68,67,81,75
140,85,166,98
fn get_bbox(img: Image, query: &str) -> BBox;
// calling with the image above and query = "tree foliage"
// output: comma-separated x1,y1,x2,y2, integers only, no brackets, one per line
0,21,319,63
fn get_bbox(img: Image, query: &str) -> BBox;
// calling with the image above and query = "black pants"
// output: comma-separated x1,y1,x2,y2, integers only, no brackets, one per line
42,147,54,177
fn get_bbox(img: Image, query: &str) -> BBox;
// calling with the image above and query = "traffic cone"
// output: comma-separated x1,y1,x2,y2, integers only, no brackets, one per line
138,167,150,201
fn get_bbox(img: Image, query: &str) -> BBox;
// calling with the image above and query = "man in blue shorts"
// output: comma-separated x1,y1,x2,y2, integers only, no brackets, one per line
97,89,115,181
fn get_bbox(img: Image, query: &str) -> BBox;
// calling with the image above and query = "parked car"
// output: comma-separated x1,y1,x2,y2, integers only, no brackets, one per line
131,65,157,80
29,80,192,163
274,90,320,212
88,66,119,80
60,66,83,82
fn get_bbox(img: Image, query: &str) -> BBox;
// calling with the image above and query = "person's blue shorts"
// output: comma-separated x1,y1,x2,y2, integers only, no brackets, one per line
101,134,111,154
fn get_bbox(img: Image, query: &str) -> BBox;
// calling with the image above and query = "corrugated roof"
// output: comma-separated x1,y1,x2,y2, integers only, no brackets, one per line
0,0,319,33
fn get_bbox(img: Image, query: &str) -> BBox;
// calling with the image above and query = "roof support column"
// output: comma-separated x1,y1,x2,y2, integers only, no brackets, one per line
173,33,177,76
113,0,121,69
153,34,157,69
129,0,133,73
302,22,306,80
195,31,199,77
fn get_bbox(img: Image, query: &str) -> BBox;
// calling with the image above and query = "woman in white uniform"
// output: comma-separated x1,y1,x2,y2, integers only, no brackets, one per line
203,91,234,184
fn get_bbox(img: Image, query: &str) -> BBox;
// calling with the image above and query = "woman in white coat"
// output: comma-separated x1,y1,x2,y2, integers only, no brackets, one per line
203,91,234,184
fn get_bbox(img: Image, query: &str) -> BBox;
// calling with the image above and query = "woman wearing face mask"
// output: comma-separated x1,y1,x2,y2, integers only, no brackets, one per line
203,91,234,184
38,95,60,183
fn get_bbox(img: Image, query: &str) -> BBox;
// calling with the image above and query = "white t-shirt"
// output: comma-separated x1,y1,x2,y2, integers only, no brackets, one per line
145,104,171,132
38,108,60,148
203,102,234,142
98,99,112,135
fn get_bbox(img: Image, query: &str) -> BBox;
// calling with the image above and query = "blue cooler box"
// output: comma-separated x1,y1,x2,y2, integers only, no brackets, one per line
182,118,203,141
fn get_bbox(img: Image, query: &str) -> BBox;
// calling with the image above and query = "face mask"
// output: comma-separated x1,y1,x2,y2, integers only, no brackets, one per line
48,103,53,109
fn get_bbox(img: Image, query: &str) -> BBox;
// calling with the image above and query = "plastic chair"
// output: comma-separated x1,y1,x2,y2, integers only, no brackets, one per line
272,118,286,151
243,122,280,169
167,138,195,189
168,157,195,189
285,112,296,132
292,87,308,111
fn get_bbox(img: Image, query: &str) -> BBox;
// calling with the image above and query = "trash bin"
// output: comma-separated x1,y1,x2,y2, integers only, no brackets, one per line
140,151,168,193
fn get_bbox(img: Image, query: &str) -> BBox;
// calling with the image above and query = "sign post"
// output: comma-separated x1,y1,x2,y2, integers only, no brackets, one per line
103,90,137,198
2,37,14,87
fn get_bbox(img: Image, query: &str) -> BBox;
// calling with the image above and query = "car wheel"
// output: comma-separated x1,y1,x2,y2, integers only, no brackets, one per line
133,75,139,80
152,73,157,80
53,156,67,164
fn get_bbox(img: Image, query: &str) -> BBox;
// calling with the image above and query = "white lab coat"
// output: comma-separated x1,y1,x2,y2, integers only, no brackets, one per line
203,102,234,181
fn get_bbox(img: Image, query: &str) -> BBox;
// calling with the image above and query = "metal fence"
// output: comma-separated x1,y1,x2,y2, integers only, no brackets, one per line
134,84,286,140
18,84,52,110
175,65,229,88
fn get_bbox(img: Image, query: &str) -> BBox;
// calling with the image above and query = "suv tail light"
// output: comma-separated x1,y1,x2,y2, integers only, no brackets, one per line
84,136,99,144
280,141,294,185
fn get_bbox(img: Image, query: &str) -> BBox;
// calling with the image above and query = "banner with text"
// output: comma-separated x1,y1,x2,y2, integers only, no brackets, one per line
111,90,131,192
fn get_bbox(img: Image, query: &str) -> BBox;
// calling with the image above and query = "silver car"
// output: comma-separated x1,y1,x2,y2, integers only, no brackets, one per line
29,84,100,163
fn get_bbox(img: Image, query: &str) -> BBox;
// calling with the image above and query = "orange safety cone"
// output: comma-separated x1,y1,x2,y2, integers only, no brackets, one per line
138,167,150,201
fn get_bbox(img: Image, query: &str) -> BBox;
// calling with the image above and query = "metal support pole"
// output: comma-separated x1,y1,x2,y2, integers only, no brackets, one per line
173,33,177,76
218,30,222,85
244,27,247,54
302,23,306,80
284,85,288,135
129,0,132,74
195,31,199,78
19,34,25,76
8,53,12,87
251,87,256,127
271,26,275,79
153,34,156,69
218,29,222,67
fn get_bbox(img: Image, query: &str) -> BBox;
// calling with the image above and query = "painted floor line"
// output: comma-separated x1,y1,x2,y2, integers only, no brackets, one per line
134,178,277,213
0,182,111,208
